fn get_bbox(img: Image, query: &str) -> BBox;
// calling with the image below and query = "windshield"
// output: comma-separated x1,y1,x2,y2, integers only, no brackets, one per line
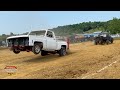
29,31,46,35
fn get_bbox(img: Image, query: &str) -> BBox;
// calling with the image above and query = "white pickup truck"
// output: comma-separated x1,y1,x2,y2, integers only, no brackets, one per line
6,30,69,56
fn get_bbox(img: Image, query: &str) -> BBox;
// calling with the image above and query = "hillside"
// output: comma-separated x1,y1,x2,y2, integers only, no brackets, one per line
49,22,106,36
50,18,120,36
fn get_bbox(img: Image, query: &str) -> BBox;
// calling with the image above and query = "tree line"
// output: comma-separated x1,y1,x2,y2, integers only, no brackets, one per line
49,17,120,36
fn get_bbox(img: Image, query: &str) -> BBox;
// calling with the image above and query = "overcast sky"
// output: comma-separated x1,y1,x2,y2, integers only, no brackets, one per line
0,11,120,35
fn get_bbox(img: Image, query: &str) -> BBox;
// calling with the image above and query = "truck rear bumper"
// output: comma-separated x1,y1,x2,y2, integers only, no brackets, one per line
9,45,32,51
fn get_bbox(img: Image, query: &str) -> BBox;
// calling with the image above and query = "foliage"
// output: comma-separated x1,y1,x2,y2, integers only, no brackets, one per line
50,18,120,35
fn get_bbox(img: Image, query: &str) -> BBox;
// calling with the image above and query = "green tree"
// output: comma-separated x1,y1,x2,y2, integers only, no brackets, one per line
107,18,120,34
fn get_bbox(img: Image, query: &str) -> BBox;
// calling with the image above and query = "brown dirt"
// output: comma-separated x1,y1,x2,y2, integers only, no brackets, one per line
0,40,120,79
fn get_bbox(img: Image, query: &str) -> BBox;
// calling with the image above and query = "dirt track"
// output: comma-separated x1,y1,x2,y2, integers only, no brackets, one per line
0,40,120,79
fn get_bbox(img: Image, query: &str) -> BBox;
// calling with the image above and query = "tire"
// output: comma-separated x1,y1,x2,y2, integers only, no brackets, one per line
111,38,113,43
32,43,42,54
58,46,66,56
13,49,20,54
94,37,100,45
111,40,113,43
106,40,109,45
94,42,97,45
41,50,47,56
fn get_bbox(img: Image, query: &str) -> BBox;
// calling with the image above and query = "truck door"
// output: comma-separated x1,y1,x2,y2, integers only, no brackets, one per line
46,31,57,50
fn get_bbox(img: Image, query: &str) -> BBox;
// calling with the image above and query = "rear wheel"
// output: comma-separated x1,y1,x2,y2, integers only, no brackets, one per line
111,38,113,43
94,40,98,45
41,50,48,56
106,40,109,45
13,48,20,54
58,46,66,56
32,43,42,54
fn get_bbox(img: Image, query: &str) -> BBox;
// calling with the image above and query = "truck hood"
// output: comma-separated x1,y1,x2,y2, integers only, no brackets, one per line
7,35,29,39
